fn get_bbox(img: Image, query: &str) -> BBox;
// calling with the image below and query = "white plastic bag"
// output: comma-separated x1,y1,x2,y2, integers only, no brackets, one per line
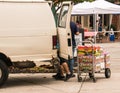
75,33,82,46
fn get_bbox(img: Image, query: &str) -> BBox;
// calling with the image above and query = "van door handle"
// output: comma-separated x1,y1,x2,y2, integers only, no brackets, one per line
67,33,70,36
67,38,71,46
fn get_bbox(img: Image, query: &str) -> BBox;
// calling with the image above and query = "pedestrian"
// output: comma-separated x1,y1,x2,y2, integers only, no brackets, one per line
109,28,115,42
52,21,79,81
69,21,79,77
52,39,72,81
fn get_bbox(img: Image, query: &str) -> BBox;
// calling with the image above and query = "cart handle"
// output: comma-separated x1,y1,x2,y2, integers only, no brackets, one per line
77,41,94,46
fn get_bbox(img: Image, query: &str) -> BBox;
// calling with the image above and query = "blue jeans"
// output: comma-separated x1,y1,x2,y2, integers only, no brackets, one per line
68,47,75,74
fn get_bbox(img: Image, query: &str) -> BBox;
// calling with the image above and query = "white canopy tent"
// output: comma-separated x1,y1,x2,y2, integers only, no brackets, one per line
71,0,120,30
72,0,120,15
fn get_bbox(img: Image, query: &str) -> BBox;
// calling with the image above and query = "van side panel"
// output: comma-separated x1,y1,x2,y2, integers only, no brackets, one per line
0,2,57,61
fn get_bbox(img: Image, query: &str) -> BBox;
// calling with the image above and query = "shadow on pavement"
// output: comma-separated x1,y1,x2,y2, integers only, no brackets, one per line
2,73,58,88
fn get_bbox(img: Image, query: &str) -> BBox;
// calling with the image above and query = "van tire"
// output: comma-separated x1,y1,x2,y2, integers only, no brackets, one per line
13,61,36,68
0,60,9,87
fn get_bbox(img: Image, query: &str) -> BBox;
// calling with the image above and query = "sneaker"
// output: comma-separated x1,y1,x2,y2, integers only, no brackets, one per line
64,74,71,81
52,74,57,78
55,75,65,80
52,73,60,78
52,73,65,80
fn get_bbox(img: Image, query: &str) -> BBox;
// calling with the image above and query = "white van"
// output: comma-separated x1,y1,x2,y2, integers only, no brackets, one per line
0,0,73,86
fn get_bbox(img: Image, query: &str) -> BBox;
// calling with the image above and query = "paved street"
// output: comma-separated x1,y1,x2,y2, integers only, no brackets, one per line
0,42,120,93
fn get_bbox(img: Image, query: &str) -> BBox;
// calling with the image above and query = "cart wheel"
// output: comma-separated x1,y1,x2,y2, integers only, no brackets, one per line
92,77,97,83
89,73,93,79
78,76,82,82
105,68,111,78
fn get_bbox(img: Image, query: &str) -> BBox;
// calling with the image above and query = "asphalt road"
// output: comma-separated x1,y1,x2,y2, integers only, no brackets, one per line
0,42,120,93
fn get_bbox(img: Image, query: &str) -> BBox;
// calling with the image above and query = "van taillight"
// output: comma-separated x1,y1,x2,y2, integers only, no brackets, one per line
52,35,57,49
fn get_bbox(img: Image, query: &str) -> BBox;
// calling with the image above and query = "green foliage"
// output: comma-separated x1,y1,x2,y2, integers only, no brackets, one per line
106,0,120,3
48,0,95,5
49,0,120,5
106,0,114,3
73,0,95,4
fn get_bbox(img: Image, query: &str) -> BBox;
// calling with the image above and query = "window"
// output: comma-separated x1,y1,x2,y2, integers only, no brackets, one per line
58,5,69,28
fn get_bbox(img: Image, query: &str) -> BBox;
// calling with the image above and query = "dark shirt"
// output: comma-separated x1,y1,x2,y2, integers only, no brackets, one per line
70,21,78,47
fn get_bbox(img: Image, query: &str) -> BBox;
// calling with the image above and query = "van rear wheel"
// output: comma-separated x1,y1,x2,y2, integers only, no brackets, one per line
0,60,9,87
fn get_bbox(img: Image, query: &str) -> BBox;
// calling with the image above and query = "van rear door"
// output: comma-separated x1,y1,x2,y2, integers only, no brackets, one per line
57,1,73,60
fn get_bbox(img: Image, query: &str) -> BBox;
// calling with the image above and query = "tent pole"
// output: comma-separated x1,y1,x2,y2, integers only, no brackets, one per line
93,14,97,44
109,14,113,31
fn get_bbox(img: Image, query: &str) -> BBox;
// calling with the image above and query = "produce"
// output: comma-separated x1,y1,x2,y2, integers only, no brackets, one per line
77,45,104,57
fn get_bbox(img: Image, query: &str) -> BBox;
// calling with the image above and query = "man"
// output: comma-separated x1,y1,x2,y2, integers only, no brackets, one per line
52,21,79,81
69,21,79,77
